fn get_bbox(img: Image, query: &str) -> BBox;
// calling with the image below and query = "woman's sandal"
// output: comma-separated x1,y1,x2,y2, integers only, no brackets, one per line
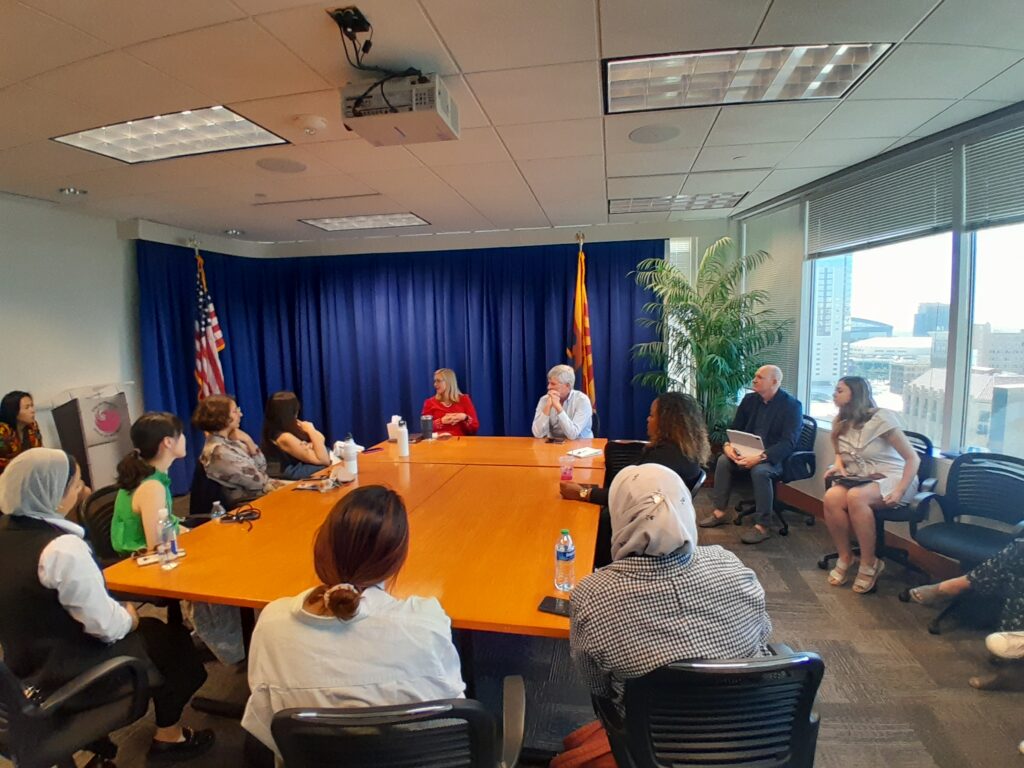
852,559,886,594
907,582,952,606
827,557,859,587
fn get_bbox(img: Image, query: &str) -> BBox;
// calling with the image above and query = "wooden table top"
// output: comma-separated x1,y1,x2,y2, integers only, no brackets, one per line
104,454,603,638
361,435,606,469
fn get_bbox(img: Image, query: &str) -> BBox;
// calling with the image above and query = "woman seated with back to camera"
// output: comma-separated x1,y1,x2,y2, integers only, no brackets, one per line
822,376,920,595
242,485,465,758
193,395,282,507
421,368,479,436
560,392,710,568
570,463,772,715
260,391,331,480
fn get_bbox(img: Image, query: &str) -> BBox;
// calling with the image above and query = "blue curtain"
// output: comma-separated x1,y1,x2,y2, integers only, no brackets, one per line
136,239,662,492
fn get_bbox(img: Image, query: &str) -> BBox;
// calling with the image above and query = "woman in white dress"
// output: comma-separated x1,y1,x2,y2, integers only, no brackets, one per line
823,376,920,594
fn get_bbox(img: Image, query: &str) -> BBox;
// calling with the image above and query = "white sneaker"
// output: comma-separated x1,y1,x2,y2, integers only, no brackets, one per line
985,631,1024,659
1019,738,1023,756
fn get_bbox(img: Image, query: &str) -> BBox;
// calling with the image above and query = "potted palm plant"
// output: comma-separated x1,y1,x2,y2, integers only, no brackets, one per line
632,236,789,444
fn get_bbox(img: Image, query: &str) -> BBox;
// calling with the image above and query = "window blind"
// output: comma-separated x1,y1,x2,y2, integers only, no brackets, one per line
965,124,1024,229
806,151,953,257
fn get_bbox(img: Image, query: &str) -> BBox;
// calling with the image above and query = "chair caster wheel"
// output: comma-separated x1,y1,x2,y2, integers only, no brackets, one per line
928,623,942,635
779,528,789,537
898,589,911,603
805,517,815,526
817,558,830,570
733,518,742,526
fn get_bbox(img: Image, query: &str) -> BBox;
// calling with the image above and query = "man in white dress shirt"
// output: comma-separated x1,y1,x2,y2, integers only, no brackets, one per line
531,364,594,440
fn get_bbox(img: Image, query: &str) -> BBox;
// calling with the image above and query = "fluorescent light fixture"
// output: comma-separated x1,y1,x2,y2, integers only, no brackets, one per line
53,106,286,164
609,193,747,214
300,213,429,231
605,43,890,113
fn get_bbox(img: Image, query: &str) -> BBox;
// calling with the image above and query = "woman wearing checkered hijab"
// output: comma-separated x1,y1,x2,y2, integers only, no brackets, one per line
569,463,772,711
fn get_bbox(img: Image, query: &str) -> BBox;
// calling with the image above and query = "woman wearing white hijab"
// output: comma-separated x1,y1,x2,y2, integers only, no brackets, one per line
0,449,214,764
569,463,772,711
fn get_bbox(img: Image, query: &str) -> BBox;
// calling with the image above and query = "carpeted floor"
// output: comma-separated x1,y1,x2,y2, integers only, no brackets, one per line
8,493,1021,767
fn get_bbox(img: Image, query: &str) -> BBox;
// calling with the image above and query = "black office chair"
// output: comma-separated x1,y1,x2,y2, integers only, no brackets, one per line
189,460,227,521
592,645,823,768
604,441,707,500
0,656,151,768
898,452,1024,634
818,430,935,580
77,485,122,569
735,415,817,535
591,411,601,439
271,675,525,768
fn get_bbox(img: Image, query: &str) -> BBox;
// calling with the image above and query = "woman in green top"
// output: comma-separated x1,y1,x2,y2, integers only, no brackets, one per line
111,412,186,554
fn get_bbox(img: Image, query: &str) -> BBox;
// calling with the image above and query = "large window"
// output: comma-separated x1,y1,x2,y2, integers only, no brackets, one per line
964,223,1024,457
807,233,952,447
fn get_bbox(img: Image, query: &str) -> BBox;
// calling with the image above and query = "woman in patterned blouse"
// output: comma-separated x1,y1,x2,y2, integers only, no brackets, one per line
192,395,283,507
0,391,43,476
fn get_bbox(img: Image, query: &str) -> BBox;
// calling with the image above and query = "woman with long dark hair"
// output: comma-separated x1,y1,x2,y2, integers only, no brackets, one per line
260,391,330,480
110,412,186,554
242,485,464,757
823,376,920,594
0,390,43,475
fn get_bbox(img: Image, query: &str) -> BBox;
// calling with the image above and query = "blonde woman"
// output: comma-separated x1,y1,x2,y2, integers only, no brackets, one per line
421,368,479,436
823,376,920,594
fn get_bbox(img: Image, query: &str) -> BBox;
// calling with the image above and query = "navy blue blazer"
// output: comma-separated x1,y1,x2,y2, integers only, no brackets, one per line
728,389,804,466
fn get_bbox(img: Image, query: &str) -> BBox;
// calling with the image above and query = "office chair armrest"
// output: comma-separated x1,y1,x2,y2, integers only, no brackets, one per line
40,656,150,717
1012,519,1024,539
781,451,816,483
920,478,937,493
907,491,940,523
768,642,795,657
500,675,525,768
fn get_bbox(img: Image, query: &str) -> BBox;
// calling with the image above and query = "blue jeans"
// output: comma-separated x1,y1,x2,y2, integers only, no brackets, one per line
711,453,781,528
282,462,325,480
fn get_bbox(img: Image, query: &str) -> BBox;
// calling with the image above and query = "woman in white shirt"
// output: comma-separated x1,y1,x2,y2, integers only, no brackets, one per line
0,449,213,763
823,376,920,595
242,485,465,757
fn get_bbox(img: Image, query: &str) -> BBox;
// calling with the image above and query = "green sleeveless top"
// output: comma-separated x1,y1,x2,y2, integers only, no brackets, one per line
110,470,180,554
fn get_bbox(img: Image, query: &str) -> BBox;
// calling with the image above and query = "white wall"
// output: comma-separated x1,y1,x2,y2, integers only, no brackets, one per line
0,194,142,446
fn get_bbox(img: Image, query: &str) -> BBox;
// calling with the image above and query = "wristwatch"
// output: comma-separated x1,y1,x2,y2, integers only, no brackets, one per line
579,486,592,501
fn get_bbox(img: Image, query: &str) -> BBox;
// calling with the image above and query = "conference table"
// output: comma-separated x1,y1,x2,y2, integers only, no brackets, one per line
104,436,608,640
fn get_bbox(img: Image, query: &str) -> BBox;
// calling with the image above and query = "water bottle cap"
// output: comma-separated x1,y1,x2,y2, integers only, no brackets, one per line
561,528,569,535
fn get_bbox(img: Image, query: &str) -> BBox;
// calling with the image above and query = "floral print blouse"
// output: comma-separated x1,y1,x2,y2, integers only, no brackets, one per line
0,421,43,475
199,434,274,506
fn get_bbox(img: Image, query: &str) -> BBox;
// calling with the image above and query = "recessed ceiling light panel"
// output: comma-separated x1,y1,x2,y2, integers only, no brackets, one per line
605,43,891,113
300,213,429,231
52,106,286,164
609,193,747,213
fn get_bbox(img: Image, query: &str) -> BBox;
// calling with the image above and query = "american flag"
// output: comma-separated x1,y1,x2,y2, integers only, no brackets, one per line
194,252,226,399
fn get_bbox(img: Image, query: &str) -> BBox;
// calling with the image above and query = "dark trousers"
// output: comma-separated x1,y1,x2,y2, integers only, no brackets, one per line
711,453,781,528
594,507,613,569
113,617,208,727
967,539,1024,632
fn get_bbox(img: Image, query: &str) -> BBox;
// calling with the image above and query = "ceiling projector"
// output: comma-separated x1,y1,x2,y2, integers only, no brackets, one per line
341,73,460,147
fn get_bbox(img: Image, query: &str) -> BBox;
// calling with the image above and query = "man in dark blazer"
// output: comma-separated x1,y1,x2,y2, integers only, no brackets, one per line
699,364,803,544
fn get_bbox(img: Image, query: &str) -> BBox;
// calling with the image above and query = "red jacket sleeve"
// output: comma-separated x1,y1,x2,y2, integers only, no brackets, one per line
460,395,480,435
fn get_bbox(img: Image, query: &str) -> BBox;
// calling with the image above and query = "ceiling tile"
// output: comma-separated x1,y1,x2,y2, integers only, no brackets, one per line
467,62,601,126
254,1,458,88
432,162,549,228
910,0,1024,51
540,194,608,226
667,208,731,221
147,173,382,211
519,156,607,225
498,119,604,160
0,140,119,186
777,137,895,169
757,166,845,192
229,90,360,145
705,102,836,146
0,2,110,88
908,100,1015,138
423,0,597,73
599,0,765,59
21,0,245,46
127,19,329,103
755,0,936,45
606,148,697,176
809,99,954,141
682,169,769,194
409,127,510,166
691,142,796,172
849,43,1023,100
969,59,1024,102
442,76,490,129
305,140,424,175
604,108,718,154
26,52,211,126
609,212,669,223
215,144,348,181
607,175,684,198
0,84,109,151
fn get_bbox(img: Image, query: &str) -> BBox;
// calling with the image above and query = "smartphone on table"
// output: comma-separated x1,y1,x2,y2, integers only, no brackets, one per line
538,596,571,617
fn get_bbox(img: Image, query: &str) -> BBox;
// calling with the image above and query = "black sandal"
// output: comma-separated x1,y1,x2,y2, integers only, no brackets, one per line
148,727,215,762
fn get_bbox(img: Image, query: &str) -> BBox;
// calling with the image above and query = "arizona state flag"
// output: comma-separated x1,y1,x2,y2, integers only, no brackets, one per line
569,239,597,409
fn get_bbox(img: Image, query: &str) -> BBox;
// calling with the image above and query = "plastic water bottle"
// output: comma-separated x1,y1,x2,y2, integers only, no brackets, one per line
397,419,410,458
210,501,226,520
156,508,179,571
342,434,359,475
554,529,576,592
